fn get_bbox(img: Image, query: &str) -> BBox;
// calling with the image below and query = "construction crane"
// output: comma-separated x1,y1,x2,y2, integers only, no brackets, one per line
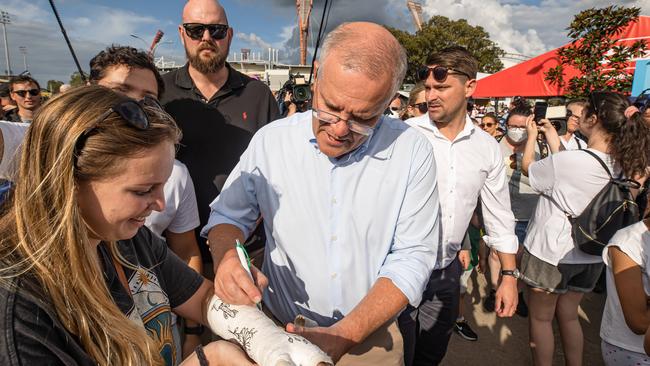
406,0,424,32
296,0,313,65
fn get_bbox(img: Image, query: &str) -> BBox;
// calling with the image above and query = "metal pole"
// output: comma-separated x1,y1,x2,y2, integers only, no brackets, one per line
19,46,26,71
0,11,11,75
48,0,86,82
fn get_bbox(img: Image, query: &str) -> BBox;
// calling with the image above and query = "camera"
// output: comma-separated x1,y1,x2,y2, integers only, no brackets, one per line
533,102,567,136
277,73,312,116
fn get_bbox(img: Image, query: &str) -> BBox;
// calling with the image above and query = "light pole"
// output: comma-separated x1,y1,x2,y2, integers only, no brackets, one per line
130,34,149,49
0,11,11,75
19,45,26,71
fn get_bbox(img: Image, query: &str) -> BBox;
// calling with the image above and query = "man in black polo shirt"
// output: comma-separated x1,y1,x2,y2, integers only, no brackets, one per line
160,0,279,254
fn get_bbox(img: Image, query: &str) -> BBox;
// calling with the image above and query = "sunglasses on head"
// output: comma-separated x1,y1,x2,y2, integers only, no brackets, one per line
416,66,472,82
13,89,40,97
412,102,428,114
182,23,229,41
589,91,607,116
75,96,161,162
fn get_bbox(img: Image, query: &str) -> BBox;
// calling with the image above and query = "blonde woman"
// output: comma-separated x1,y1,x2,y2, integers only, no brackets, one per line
0,86,331,366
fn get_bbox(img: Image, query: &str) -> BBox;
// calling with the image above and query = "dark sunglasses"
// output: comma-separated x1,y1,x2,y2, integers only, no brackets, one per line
13,89,40,97
481,122,495,128
589,91,607,116
634,88,650,114
75,97,161,160
416,66,472,82
413,102,428,114
182,23,229,41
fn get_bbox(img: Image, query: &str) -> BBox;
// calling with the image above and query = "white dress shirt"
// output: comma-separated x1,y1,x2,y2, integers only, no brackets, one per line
202,111,441,326
406,114,518,269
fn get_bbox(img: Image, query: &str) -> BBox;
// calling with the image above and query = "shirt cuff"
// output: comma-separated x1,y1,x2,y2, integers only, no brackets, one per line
482,234,519,254
200,214,251,240
378,268,430,308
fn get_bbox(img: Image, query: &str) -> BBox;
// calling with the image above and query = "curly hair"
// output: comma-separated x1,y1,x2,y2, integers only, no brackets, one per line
89,45,164,97
586,91,650,178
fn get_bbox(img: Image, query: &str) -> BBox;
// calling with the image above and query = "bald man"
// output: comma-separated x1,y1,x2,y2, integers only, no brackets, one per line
202,22,440,365
160,0,280,260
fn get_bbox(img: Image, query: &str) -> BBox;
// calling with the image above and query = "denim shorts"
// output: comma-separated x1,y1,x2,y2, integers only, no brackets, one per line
520,249,603,294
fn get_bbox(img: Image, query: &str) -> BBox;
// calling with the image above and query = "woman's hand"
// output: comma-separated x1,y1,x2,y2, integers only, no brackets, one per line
525,114,538,141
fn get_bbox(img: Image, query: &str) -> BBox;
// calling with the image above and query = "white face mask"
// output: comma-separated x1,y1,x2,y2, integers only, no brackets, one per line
507,127,527,143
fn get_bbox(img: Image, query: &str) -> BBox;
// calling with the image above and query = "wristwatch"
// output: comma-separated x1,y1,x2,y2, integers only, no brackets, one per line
501,269,521,279
184,324,205,335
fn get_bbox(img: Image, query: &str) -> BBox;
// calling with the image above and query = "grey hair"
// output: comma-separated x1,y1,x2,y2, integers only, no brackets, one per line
317,22,407,105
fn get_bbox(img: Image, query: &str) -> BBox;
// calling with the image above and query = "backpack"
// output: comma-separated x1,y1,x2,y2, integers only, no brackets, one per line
563,150,640,255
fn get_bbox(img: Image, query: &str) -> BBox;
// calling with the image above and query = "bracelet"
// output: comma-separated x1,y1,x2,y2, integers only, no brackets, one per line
195,344,209,366
184,324,205,335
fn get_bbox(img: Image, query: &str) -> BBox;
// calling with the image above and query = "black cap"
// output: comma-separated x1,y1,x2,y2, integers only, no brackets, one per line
0,83,9,97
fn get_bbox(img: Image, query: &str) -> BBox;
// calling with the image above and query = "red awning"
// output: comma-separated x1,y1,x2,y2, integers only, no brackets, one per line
473,16,650,98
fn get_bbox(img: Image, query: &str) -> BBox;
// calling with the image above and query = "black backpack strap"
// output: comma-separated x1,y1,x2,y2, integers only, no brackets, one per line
575,137,582,150
581,149,612,179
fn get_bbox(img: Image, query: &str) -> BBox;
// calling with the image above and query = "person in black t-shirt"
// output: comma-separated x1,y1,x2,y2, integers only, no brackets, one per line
160,0,280,261
0,86,255,366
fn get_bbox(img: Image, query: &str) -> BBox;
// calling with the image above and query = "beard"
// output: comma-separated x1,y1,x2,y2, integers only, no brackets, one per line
186,41,228,74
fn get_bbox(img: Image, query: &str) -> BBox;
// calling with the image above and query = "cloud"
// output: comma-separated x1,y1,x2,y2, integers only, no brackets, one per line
236,32,273,51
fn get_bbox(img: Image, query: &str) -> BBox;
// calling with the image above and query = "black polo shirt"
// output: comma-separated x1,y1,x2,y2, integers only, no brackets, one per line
160,63,279,253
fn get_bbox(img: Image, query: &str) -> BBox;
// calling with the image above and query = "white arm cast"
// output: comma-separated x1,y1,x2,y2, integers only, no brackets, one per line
206,295,333,366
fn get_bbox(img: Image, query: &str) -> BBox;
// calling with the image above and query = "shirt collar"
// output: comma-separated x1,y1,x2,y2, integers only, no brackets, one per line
413,113,475,142
174,62,244,92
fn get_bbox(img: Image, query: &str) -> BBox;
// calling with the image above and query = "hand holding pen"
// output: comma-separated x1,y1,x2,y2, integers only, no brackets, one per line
213,238,269,306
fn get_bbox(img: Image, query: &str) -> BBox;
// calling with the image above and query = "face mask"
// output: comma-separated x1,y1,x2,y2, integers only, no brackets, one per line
507,127,527,143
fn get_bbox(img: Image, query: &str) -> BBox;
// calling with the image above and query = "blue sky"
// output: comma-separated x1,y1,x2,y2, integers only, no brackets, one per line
1,0,647,86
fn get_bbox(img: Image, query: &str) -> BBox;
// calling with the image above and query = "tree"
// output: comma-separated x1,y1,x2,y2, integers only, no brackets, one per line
69,71,86,87
47,80,64,94
545,6,647,98
387,16,505,83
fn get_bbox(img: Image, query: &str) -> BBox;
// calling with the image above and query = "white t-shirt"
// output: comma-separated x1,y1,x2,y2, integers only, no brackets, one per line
524,149,619,265
145,160,200,238
600,221,650,354
0,121,29,180
499,138,540,221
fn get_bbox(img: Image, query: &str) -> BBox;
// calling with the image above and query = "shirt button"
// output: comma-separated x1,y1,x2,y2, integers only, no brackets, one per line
331,273,337,279
331,235,337,241
332,198,337,204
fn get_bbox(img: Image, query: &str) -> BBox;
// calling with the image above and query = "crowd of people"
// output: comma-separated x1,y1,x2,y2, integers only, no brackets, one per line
0,1,649,366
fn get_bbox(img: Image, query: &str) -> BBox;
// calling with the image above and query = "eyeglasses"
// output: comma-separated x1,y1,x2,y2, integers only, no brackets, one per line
480,123,495,128
390,106,401,112
416,66,472,82
312,109,374,136
182,23,229,41
75,96,161,160
589,91,607,116
412,102,428,114
12,89,40,97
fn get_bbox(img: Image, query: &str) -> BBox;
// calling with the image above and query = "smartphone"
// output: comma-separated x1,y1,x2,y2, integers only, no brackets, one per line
533,102,548,123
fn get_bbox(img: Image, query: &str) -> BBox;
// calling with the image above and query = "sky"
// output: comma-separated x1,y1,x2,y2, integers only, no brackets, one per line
2,0,650,87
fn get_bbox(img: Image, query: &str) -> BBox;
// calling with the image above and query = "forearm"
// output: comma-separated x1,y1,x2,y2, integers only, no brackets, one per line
521,136,537,176
336,277,408,347
497,251,517,271
207,223,245,266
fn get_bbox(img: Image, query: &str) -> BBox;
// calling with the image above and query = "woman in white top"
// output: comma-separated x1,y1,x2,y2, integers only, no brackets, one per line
520,91,650,366
601,215,650,365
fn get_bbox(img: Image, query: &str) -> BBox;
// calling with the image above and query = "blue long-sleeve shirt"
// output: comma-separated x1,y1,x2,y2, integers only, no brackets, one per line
202,111,441,326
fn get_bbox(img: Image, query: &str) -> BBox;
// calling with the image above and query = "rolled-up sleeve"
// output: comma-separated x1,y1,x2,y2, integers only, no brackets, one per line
480,144,518,254
200,144,261,239
378,141,440,307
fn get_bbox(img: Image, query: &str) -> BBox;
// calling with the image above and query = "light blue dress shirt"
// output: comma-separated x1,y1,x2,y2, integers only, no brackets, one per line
202,111,440,326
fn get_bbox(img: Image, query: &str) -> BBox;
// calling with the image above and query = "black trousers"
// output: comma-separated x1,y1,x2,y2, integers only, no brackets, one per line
398,256,462,366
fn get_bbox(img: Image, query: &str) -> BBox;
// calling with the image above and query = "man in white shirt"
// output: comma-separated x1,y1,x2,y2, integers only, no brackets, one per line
560,99,587,150
400,46,519,366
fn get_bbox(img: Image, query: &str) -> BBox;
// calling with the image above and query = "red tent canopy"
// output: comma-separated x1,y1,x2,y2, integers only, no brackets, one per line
473,16,650,98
